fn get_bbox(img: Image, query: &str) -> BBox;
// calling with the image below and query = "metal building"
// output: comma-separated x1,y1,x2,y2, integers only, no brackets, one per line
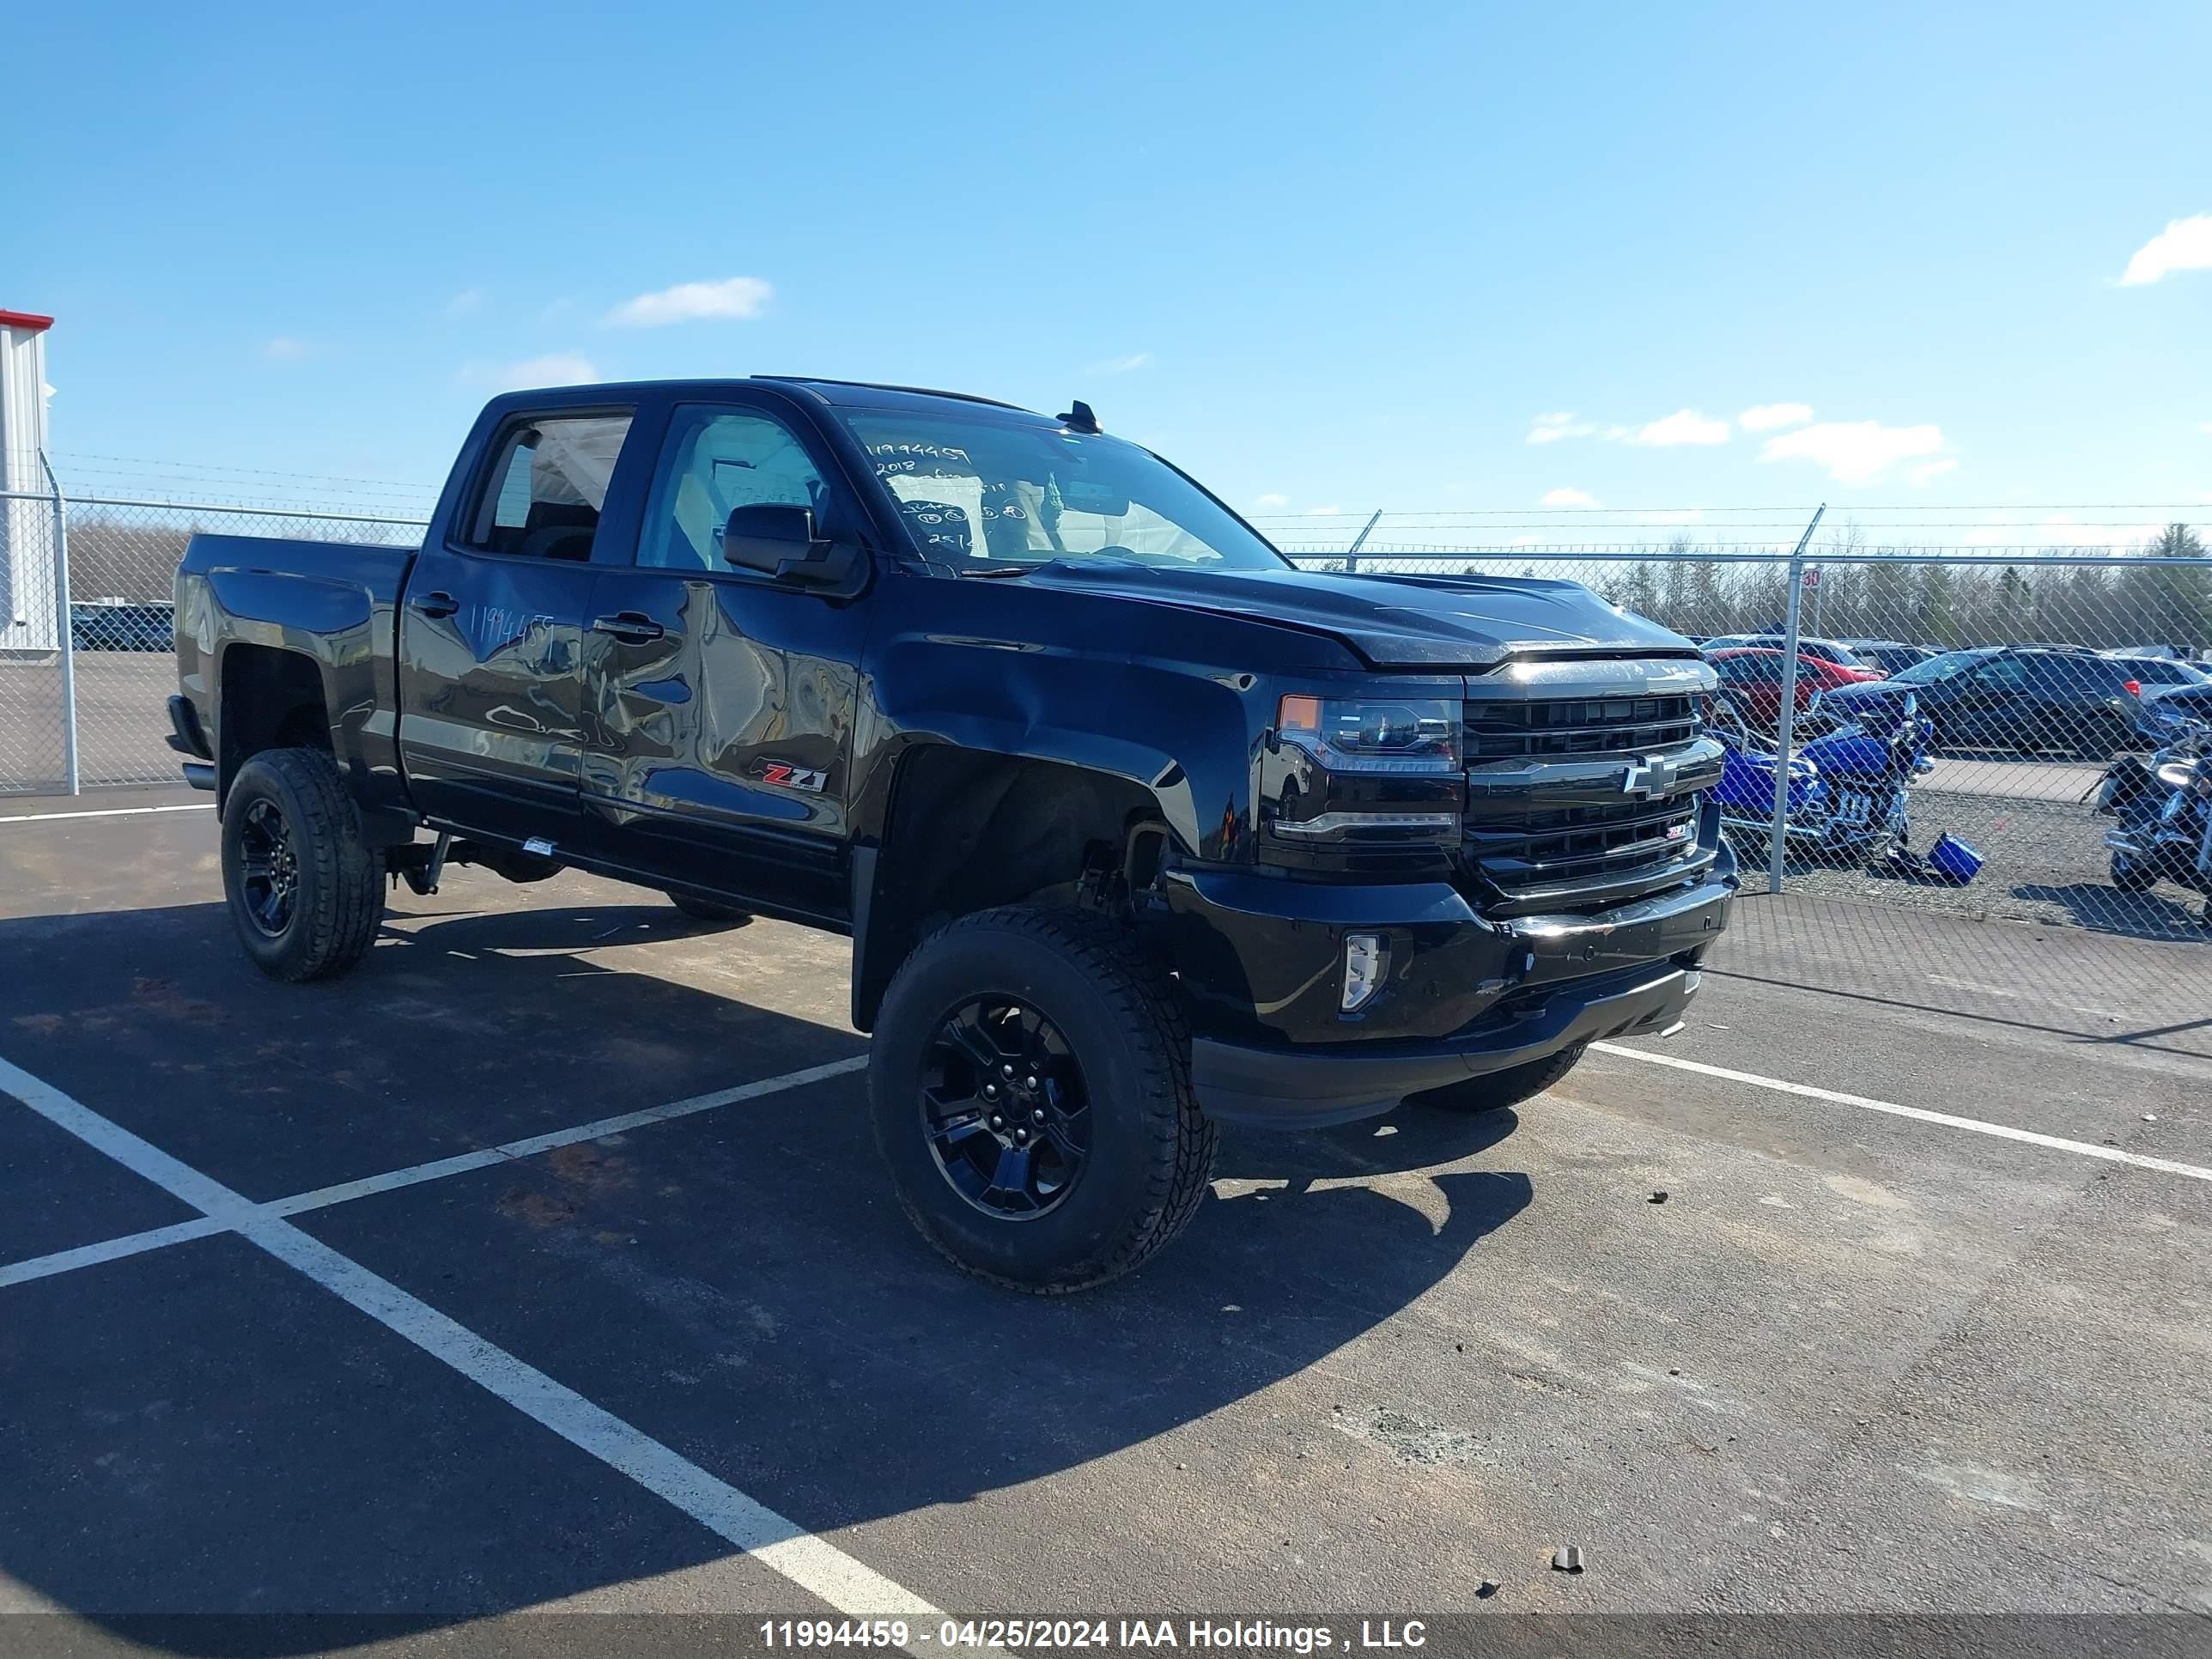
1,307,58,653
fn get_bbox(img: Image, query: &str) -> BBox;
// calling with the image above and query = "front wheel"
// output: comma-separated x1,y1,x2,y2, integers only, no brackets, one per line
1408,1042,1586,1115
868,906,1218,1293
221,746,384,982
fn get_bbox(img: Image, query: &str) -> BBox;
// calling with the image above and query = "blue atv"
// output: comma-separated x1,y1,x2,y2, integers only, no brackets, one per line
1707,687,1935,871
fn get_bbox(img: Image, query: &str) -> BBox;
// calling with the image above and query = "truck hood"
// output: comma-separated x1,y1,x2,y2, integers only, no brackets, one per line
1016,560,1697,669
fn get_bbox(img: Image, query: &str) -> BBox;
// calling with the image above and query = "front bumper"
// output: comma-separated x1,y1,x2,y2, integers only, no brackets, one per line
1158,833,1735,1127
1191,957,1703,1127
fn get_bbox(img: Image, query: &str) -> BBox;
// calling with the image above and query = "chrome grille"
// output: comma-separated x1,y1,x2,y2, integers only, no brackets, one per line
1464,694,1699,760
1465,797,1701,894
1462,692,1714,913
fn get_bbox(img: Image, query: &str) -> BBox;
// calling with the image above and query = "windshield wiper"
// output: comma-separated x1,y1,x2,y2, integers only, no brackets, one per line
957,563,1046,579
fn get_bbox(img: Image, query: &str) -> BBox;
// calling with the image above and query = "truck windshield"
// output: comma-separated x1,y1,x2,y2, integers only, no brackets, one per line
838,410,1288,574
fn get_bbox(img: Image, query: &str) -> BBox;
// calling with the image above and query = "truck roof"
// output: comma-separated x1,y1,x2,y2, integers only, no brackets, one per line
482,376,1056,425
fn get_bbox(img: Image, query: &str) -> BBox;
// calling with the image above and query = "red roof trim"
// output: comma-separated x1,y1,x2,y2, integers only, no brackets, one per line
0,309,55,333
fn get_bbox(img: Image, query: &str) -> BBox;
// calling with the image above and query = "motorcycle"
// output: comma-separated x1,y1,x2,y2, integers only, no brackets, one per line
1706,686,1936,870
2094,702,2212,915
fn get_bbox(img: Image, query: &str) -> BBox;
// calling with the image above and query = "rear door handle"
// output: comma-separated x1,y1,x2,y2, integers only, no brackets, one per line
408,590,459,620
591,611,665,643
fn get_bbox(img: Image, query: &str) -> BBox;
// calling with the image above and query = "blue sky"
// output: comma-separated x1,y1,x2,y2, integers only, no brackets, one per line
5,0,2209,544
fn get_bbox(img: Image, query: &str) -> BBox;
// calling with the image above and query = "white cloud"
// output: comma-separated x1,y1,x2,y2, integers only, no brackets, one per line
1528,411,1594,444
1540,487,1601,508
2118,214,2212,286
1908,458,1959,486
263,337,306,361
445,288,484,317
1302,504,1344,516
1739,402,1813,433
1759,419,1944,484
1251,492,1288,509
1626,408,1730,447
605,276,773,327
1089,351,1152,374
466,352,599,391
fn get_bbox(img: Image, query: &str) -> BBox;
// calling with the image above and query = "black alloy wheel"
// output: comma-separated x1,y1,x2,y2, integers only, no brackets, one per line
236,797,301,938
921,995,1091,1218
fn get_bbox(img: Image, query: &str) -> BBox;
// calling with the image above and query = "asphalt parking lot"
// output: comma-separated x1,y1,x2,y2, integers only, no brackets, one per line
3,792,2210,1649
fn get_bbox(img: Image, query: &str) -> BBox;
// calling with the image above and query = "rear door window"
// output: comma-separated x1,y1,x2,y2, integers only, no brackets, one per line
465,414,635,561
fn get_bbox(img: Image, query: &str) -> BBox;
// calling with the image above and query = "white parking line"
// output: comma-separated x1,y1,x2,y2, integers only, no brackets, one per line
0,1050,941,1627
0,1217,230,1287
0,802,215,824
0,1054,868,1285
1591,1041,2212,1182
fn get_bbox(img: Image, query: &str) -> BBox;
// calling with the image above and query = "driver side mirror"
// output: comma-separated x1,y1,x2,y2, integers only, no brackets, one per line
721,504,860,588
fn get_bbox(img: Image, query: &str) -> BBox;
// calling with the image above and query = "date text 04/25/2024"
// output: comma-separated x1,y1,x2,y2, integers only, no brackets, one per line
757,1620,1431,1651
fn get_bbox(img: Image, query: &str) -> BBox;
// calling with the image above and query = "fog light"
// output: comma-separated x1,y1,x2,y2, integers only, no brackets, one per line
1341,933,1387,1012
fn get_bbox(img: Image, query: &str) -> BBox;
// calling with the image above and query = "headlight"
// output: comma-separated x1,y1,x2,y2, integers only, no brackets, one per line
1264,694,1463,856
1275,696,1460,774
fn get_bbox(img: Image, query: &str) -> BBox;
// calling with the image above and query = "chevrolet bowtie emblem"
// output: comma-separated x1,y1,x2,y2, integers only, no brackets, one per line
1620,754,1680,798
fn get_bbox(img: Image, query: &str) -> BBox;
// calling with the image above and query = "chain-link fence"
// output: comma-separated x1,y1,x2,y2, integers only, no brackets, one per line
5,469,2209,945
0,483,424,796
1280,533,2212,943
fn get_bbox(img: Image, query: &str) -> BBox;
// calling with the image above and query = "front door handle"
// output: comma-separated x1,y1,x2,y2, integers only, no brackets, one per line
408,590,459,620
591,611,665,643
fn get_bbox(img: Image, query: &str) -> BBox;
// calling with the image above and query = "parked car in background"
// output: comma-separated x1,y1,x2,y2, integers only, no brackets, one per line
1820,646,2186,759
70,599,175,652
1839,639,1936,677
1707,647,1880,730
1702,633,1868,670
2113,654,2211,689
2141,682,2212,729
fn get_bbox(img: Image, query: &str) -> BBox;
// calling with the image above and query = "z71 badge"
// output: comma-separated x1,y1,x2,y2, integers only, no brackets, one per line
754,759,828,793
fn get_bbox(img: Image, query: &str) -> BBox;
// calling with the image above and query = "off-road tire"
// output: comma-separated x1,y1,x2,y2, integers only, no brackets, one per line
869,905,1218,1293
1407,1042,1587,1115
222,746,383,982
667,893,751,924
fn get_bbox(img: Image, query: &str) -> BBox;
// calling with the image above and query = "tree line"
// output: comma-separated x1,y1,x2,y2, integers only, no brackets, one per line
1569,526,2212,653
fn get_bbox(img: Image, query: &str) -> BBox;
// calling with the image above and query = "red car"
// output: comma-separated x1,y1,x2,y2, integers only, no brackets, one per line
1707,647,1881,729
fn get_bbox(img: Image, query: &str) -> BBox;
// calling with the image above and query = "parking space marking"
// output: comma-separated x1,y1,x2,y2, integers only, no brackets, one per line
0,802,215,824
266,1056,871,1216
0,1048,945,1630
0,1216,229,1287
0,1054,870,1285
1591,1041,2212,1182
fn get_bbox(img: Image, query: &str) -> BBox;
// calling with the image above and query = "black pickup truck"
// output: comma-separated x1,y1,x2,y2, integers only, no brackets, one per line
170,378,1734,1290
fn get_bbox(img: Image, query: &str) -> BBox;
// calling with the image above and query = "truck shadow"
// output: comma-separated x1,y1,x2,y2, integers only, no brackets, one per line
0,895,1531,1650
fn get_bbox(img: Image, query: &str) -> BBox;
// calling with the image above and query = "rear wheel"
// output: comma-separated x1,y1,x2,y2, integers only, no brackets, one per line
1408,1042,1586,1115
666,892,751,925
869,906,1217,1293
221,747,383,982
